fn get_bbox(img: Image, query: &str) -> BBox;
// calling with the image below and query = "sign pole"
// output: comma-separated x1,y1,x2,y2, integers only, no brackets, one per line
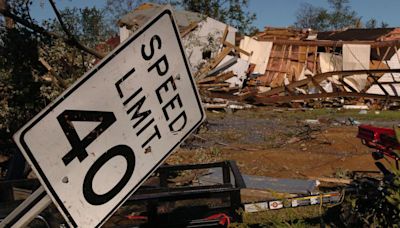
0,186,51,228
10,6,205,226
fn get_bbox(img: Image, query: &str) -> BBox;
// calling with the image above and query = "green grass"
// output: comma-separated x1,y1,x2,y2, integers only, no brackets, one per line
206,108,400,122
232,206,322,227
296,109,400,121
204,129,244,143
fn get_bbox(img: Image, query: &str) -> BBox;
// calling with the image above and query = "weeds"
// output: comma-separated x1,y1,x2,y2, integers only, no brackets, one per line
210,146,221,157
330,126,400,227
233,206,321,227
225,108,400,122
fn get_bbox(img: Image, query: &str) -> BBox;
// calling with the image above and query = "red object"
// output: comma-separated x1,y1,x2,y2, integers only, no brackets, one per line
357,124,400,160
125,215,148,221
204,213,231,227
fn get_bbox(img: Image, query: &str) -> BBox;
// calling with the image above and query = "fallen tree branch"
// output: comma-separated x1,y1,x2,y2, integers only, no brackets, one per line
0,1,106,59
48,0,105,59
38,57,69,89
0,0,8,13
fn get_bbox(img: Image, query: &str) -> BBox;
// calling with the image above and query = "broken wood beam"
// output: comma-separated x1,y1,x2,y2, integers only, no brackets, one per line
180,22,198,38
196,47,233,79
223,41,251,56
198,83,230,88
372,81,400,85
339,78,359,93
253,91,400,104
221,25,229,44
203,103,228,109
210,47,232,70
309,177,351,185
284,84,296,96
255,39,400,48
197,71,235,84
208,86,240,92
361,46,392,92
369,74,389,96
306,74,327,93
255,68,400,97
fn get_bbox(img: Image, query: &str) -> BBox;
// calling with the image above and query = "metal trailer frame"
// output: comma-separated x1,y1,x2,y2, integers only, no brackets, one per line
125,160,246,227
1,160,246,227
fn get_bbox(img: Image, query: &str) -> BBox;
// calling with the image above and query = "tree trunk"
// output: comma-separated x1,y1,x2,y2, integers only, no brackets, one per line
0,0,14,29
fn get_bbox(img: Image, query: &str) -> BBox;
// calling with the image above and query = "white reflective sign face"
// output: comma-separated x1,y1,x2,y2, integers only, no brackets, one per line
14,8,204,227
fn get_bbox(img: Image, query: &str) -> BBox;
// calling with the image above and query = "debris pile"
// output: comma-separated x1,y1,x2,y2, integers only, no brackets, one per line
117,3,400,109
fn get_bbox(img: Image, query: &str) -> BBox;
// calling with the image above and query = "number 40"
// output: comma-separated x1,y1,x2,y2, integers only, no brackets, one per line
57,110,136,205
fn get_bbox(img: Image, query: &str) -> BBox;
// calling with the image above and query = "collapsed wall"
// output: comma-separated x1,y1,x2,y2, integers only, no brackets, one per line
116,3,400,108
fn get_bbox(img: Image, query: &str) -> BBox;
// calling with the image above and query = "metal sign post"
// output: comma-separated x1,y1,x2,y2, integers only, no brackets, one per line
0,186,51,228
2,6,204,227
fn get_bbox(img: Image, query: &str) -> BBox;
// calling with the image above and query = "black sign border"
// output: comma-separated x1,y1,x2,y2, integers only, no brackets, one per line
18,9,205,228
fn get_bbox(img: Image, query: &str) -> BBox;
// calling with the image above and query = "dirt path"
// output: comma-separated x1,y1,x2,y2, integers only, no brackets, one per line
168,108,398,179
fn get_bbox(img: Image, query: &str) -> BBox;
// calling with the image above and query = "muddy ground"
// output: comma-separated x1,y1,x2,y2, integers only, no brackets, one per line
168,107,400,179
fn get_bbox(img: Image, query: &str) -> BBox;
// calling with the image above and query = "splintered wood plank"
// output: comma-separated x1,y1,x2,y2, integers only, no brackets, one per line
271,44,287,87
196,47,232,79
285,45,293,82
223,41,251,56
221,25,229,44
313,47,318,75
361,46,391,92
180,22,198,37
197,71,235,84
198,83,230,88
210,47,232,70
306,74,327,93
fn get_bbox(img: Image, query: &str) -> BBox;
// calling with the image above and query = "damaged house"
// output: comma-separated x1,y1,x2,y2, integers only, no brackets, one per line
117,3,237,72
233,28,400,106
116,3,400,108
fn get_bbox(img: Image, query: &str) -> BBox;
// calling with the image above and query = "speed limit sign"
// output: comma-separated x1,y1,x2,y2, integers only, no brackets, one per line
13,7,204,227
